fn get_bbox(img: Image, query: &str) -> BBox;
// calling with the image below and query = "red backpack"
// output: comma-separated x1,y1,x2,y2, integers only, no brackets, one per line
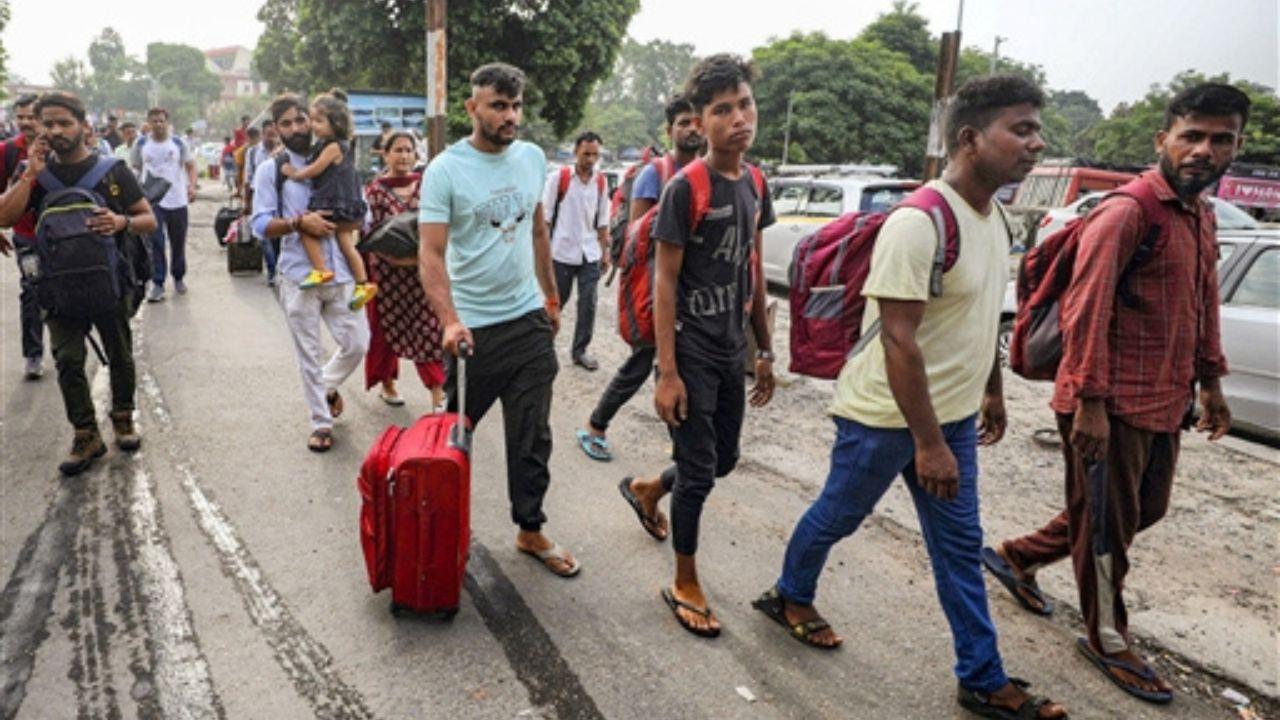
788,187,961,379
616,158,765,347
608,151,677,266
1009,178,1168,380
549,165,606,236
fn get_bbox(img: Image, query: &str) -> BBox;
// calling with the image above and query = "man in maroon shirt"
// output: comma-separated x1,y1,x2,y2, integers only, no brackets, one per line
0,93,44,379
986,84,1249,704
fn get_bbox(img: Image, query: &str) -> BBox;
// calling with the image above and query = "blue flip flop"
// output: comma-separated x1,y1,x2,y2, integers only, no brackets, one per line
982,546,1054,616
1076,637,1173,704
576,428,612,462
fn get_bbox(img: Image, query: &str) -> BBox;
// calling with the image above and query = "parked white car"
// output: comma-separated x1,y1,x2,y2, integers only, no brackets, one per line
762,175,919,287
1033,192,1258,245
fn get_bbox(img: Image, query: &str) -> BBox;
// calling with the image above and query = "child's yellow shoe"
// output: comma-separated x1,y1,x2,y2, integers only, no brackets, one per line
300,269,335,289
349,282,378,311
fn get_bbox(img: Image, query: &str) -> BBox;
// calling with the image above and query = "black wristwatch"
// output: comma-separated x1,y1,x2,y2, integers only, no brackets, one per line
123,214,132,233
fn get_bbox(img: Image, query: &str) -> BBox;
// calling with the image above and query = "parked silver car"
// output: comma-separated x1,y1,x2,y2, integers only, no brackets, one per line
998,230,1279,443
762,175,919,287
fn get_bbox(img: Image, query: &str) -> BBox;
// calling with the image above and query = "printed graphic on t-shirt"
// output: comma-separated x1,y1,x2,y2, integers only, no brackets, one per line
473,188,528,244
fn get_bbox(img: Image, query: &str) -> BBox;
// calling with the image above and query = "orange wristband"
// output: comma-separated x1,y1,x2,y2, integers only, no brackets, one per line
544,296,560,311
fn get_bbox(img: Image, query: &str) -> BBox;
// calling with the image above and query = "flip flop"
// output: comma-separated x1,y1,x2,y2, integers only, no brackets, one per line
982,546,1055,616
957,677,1068,719
618,477,668,541
326,389,344,418
1075,638,1172,704
576,428,612,461
379,390,406,406
751,586,842,650
661,587,719,638
517,542,581,578
307,428,333,453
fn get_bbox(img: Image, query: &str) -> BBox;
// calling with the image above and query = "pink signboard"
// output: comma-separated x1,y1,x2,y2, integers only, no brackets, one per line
1218,175,1280,209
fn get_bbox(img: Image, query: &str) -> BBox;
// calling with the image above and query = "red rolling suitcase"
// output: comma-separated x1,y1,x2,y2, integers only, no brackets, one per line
358,351,471,617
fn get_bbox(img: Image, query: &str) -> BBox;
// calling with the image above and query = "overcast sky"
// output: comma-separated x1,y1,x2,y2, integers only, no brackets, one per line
6,0,1278,113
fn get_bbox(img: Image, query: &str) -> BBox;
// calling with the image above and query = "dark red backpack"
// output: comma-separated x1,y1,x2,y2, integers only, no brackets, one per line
608,151,677,266
1009,178,1168,380
616,158,764,347
788,187,960,380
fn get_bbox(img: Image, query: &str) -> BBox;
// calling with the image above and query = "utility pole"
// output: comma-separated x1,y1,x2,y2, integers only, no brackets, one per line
781,91,795,166
425,0,447,160
922,31,961,181
990,36,1006,74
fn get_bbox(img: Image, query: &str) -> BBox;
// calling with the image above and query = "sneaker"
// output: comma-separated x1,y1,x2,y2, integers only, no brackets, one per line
110,410,142,452
300,269,335,289
573,354,600,372
23,356,43,380
59,428,106,476
175,280,188,295
147,284,165,303
266,274,277,288
348,282,377,311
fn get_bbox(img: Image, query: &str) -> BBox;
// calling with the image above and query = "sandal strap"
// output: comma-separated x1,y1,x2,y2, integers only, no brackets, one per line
1015,695,1052,720
792,618,830,637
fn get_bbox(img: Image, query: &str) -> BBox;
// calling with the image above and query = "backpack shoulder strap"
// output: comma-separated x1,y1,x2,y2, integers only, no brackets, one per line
745,163,765,199
36,168,64,193
684,158,712,229
274,153,288,217
557,166,571,201
654,154,676,186
1,142,18,182
76,156,120,193
1108,176,1171,305
897,185,960,297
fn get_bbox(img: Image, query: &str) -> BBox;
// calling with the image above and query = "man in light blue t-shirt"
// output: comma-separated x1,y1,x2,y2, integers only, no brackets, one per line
418,62,580,579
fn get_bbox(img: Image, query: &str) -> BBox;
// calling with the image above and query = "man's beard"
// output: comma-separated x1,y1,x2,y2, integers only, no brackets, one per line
283,132,312,154
480,122,517,147
677,135,703,154
1160,153,1228,198
49,132,81,156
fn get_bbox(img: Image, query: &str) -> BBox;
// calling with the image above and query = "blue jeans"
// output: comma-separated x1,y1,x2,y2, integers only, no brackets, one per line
776,415,1008,693
151,205,189,285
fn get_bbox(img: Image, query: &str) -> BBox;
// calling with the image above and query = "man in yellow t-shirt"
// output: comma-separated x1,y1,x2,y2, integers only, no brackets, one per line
755,76,1069,720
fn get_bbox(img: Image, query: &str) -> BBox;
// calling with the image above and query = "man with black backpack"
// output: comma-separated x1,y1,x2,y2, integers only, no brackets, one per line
0,93,45,380
986,84,1245,706
575,95,700,462
0,91,156,476
756,76,1069,720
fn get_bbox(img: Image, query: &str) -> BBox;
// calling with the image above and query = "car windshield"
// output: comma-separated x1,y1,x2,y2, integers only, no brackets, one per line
1213,199,1260,230
862,186,914,213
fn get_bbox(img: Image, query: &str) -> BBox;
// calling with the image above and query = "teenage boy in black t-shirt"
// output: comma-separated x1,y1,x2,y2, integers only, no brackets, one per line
0,92,156,475
622,55,776,638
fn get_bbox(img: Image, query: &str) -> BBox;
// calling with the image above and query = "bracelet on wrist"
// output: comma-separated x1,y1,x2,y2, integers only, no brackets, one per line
544,296,560,310
756,349,775,362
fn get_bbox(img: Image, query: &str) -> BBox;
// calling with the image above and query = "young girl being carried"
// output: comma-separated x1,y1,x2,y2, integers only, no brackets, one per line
282,89,376,311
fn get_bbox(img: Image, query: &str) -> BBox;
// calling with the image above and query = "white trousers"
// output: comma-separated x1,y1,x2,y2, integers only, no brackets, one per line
278,278,370,430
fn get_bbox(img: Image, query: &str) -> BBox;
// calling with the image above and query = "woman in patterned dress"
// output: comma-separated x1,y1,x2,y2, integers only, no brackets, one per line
361,131,445,409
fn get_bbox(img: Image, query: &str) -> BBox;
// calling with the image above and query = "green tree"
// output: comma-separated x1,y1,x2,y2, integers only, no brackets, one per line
87,28,149,113
208,95,272,138
0,1,10,99
858,0,935,75
50,57,91,97
1047,89,1103,157
145,43,222,130
253,0,640,138
753,32,932,176
579,37,698,149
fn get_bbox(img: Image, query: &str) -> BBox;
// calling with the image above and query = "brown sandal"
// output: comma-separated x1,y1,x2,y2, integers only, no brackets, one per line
307,428,333,453
326,389,344,418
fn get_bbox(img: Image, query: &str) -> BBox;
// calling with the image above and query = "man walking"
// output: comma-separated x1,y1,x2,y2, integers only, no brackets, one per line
0,92,156,474
577,95,701,461
245,119,281,284
0,94,45,379
985,83,1245,705
543,131,610,371
252,94,369,453
132,106,197,301
418,63,579,578
756,76,1068,719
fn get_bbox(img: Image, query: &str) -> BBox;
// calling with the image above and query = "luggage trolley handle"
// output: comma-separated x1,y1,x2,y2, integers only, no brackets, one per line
450,340,471,450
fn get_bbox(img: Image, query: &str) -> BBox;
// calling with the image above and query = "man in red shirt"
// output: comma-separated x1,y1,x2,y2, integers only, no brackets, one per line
0,94,44,379
986,83,1248,705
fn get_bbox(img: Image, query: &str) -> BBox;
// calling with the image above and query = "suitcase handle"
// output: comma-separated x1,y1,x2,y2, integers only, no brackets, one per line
450,341,470,449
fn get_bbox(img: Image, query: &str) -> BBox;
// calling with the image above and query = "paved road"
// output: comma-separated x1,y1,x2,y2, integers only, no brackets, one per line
0,192,1271,719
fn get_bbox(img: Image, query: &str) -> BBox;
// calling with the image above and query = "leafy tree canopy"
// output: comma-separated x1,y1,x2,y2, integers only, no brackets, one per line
576,37,698,151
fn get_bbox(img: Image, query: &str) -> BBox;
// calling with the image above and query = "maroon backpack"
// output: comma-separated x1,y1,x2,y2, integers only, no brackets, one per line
788,187,960,379
1009,178,1168,380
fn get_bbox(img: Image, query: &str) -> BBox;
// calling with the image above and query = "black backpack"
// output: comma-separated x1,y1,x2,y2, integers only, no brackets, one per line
33,157,126,318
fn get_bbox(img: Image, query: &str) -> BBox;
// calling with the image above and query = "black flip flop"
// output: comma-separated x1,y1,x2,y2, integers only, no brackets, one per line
1075,638,1172,704
958,677,1068,719
307,428,333,453
661,587,719,638
982,546,1054,616
751,587,841,650
618,477,668,541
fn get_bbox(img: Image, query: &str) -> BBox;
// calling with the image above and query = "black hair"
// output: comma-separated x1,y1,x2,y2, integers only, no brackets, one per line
683,54,756,112
223,136,231,142
1164,83,1251,130
34,92,87,122
268,93,307,122
12,93,37,110
380,121,393,129
247,126,261,138
147,106,168,119
121,121,136,130
945,75,1044,155
240,115,250,122
107,114,117,122
574,131,602,148
470,62,526,98
311,88,353,141
384,131,418,156
260,118,275,129
664,94,694,126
